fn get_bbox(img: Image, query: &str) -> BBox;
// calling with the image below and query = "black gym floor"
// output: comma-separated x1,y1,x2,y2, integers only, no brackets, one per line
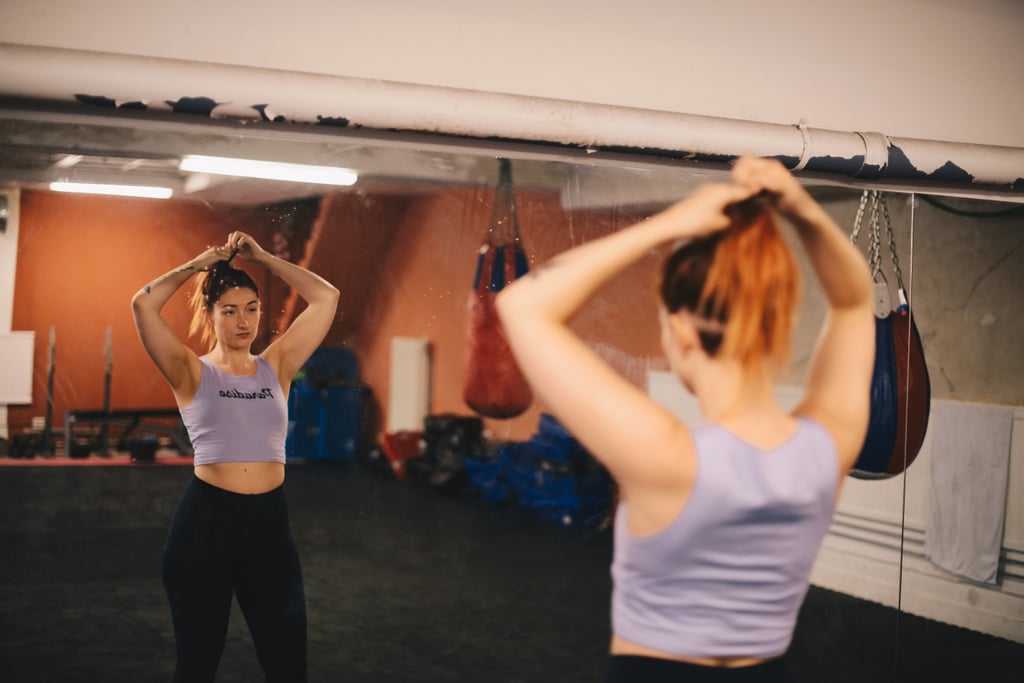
0,460,1021,682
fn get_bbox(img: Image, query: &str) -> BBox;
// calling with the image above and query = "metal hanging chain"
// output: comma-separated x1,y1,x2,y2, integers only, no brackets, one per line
851,189,906,294
878,192,907,294
851,189,882,276
868,191,885,277
851,188,884,278
850,189,870,244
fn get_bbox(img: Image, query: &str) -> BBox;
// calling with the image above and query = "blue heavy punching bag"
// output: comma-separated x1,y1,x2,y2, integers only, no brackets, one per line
849,192,931,480
854,311,900,476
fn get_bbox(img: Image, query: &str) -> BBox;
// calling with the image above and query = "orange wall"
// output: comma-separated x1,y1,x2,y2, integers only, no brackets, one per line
9,191,272,430
297,192,410,347
352,187,667,442
10,186,667,445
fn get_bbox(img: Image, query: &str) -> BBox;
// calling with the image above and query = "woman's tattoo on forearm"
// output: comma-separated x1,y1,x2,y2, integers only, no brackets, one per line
143,264,195,294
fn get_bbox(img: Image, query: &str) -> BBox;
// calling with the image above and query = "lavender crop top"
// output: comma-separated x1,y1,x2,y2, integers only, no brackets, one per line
611,418,839,659
180,356,288,466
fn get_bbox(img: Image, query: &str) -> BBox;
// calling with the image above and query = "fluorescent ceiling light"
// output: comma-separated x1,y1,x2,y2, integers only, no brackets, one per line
179,155,358,186
49,182,173,199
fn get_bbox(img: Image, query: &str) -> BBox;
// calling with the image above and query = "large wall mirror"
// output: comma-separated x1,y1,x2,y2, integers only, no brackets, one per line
1,102,1021,681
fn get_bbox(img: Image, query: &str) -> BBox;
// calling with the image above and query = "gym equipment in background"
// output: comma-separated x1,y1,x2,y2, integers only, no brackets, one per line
406,413,486,492
97,326,113,455
464,413,612,528
286,347,367,460
462,158,533,419
40,325,56,456
849,191,931,479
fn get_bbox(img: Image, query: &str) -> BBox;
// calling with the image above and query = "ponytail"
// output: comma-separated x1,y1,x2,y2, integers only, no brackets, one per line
660,198,800,376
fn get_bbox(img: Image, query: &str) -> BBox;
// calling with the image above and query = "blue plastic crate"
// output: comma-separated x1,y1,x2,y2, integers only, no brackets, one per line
301,347,360,387
287,384,363,460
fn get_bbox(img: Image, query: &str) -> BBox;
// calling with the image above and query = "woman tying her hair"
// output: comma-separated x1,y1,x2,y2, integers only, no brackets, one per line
496,157,875,682
131,231,338,683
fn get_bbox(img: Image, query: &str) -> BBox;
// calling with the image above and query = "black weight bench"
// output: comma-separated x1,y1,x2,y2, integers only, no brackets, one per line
63,409,193,457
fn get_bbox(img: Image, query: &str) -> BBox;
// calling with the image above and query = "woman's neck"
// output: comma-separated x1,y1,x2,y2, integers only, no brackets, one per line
208,345,256,373
693,360,781,423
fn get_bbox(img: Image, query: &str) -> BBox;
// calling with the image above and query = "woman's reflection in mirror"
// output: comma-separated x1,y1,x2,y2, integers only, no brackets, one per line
131,231,339,682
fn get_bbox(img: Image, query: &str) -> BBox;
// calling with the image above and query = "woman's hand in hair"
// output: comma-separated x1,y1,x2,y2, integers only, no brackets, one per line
731,157,810,217
226,231,271,264
658,182,754,241
191,245,233,272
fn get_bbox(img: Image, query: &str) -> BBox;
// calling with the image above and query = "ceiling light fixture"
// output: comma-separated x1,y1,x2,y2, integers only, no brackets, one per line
179,155,358,186
48,182,174,199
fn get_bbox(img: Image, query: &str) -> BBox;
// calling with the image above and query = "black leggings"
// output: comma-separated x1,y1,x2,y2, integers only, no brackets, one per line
606,655,791,683
162,475,307,683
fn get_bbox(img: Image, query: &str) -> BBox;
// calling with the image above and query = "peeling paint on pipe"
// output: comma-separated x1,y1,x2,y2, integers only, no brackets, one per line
1,43,1022,193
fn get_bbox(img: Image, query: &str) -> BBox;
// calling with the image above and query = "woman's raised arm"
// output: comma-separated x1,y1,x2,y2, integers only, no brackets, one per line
733,157,875,472
131,245,229,398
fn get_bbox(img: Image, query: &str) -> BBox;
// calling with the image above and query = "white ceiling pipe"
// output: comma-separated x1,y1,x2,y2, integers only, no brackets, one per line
1,43,1022,194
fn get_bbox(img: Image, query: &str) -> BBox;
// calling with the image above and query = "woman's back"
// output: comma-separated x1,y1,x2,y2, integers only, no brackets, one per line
611,418,838,659
495,159,874,678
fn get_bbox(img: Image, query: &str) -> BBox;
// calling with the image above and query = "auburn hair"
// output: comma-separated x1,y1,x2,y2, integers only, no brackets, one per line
659,197,800,377
188,260,260,352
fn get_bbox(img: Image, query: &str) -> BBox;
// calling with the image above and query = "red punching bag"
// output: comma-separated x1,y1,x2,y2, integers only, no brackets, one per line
887,305,930,475
463,158,533,419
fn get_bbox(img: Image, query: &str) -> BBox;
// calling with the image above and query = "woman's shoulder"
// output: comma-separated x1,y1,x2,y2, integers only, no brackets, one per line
192,354,221,378
698,412,803,453
255,353,285,384
174,353,208,409
791,407,854,468
792,415,833,440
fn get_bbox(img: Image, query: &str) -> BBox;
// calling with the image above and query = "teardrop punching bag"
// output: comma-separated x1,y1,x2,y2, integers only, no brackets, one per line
849,191,931,479
462,158,533,419
887,306,930,475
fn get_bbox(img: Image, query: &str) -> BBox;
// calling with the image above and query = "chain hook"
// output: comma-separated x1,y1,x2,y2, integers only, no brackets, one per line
879,193,907,301
851,190,870,245
868,190,884,278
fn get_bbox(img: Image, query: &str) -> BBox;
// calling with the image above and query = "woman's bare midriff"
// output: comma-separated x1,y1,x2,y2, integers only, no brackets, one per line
611,634,775,669
194,462,285,494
